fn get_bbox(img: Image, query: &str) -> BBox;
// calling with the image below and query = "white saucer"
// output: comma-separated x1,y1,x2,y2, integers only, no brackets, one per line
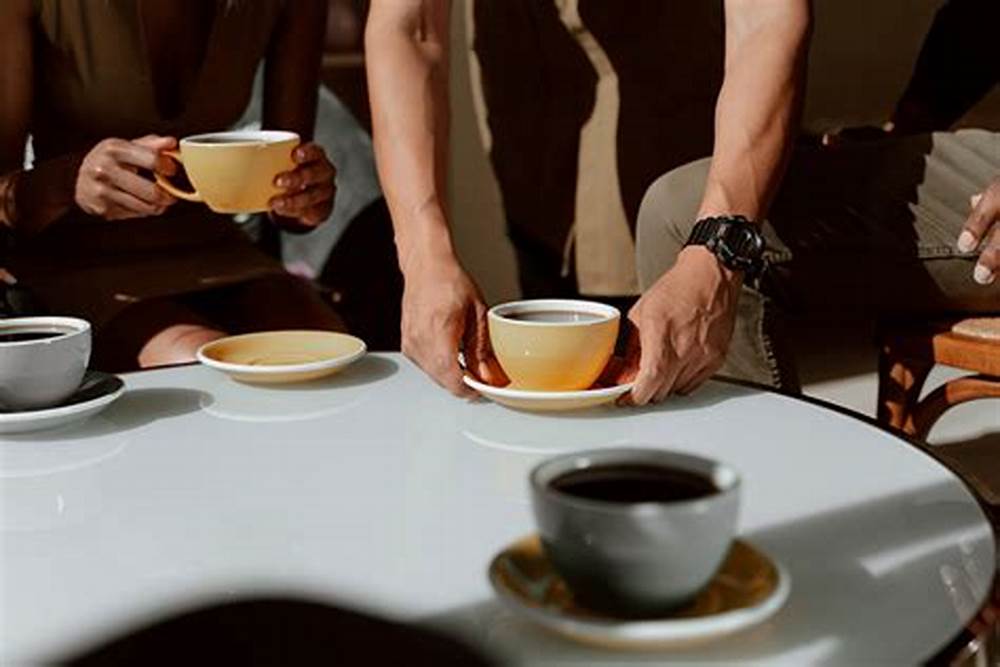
0,372,125,435
463,375,633,412
489,535,790,649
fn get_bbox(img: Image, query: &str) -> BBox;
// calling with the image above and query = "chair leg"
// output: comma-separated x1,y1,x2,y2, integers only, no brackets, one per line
877,344,933,433
909,375,1000,440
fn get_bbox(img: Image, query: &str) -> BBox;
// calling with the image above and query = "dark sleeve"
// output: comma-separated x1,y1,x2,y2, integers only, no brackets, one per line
891,0,1000,132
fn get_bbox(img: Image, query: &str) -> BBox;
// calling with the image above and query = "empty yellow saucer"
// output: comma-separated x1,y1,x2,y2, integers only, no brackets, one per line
196,331,366,384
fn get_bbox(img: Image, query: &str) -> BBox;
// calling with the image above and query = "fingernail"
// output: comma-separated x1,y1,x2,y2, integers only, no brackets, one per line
277,176,291,188
294,149,306,161
971,193,983,209
974,264,995,285
957,231,977,253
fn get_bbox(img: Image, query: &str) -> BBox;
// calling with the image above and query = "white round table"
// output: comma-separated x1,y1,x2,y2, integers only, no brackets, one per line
0,354,994,664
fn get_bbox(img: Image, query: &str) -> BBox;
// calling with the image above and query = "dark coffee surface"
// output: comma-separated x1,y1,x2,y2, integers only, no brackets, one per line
504,310,602,323
0,330,65,343
551,464,717,503
190,137,262,145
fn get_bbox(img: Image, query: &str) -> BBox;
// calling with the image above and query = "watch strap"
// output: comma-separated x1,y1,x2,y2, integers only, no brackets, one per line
684,215,766,282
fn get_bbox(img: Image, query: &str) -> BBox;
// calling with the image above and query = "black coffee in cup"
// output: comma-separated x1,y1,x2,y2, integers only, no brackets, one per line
501,310,604,324
0,330,66,343
531,448,740,617
0,317,91,410
550,464,718,504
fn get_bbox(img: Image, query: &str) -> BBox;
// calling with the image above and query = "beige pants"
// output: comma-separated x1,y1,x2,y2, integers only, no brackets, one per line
636,130,1000,389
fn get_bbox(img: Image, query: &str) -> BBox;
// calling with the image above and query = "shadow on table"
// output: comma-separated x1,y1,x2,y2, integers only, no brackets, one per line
932,432,1000,506
469,379,744,421
427,481,992,665
256,355,400,392
2,388,209,443
64,596,496,667
102,388,210,429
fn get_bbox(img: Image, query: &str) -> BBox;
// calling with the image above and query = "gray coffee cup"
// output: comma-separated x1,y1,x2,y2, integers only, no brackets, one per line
530,447,740,617
0,317,91,410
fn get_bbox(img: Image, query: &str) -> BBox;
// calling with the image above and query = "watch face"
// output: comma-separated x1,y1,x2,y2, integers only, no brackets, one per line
717,224,762,257
687,216,765,279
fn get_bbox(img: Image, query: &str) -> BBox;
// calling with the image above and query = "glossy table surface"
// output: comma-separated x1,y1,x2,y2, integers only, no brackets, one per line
0,354,994,665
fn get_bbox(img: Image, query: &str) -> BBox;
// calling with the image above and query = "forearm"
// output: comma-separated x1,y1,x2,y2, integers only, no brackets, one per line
0,153,82,236
699,3,811,222
365,1,454,275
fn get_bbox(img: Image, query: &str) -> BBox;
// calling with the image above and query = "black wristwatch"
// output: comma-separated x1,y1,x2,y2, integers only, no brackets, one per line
684,215,766,283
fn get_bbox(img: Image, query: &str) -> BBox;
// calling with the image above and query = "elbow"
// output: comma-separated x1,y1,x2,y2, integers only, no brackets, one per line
364,5,448,69
728,0,813,48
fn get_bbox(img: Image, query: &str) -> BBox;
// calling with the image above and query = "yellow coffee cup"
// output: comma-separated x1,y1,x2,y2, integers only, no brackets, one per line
488,299,620,391
155,130,299,214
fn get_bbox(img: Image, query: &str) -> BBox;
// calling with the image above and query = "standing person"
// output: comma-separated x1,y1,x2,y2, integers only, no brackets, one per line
0,0,340,371
365,0,811,402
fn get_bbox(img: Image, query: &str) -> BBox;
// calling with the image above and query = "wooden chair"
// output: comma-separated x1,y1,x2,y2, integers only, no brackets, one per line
877,317,1000,440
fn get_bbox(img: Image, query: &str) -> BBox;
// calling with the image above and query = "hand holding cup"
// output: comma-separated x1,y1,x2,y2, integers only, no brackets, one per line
269,142,337,229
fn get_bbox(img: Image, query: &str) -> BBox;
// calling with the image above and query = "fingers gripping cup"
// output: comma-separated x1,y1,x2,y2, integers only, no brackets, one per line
154,131,299,214
487,299,619,391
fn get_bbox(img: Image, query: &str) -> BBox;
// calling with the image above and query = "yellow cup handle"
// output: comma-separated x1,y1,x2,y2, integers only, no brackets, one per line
154,150,203,203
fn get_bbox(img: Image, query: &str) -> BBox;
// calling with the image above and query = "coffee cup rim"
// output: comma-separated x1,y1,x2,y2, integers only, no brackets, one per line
488,299,619,327
530,447,740,514
181,130,300,147
0,316,90,347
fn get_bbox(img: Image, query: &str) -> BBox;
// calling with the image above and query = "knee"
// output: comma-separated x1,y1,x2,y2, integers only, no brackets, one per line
138,324,226,368
635,158,711,289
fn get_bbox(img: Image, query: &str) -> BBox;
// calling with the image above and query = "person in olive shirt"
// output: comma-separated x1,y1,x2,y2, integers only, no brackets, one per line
0,0,341,371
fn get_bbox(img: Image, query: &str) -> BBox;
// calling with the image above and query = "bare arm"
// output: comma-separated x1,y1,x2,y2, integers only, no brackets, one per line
625,0,811,404
365,0,504,395
262,0,326,140
365,0,453,273
698,0,811,221
263,0,337,229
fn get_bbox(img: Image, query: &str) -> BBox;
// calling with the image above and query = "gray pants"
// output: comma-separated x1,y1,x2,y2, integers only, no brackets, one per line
636,130,1000,390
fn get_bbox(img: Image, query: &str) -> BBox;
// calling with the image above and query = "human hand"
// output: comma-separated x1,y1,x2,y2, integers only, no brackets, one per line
958,180,1000,285
819,124,894,148
401,255,507,396
269,142,336,228
75,135,178,220
611,247,741,404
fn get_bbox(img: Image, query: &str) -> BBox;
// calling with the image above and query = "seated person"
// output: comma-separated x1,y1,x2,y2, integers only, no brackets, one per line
635,0,999,393
0,0,341,372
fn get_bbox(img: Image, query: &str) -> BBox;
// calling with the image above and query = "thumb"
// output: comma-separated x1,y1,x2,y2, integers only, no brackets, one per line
600,323,639,388
463,300,509,387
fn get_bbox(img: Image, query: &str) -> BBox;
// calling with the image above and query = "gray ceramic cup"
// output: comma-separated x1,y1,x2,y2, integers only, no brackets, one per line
0,317,91,410
530,447,741,617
